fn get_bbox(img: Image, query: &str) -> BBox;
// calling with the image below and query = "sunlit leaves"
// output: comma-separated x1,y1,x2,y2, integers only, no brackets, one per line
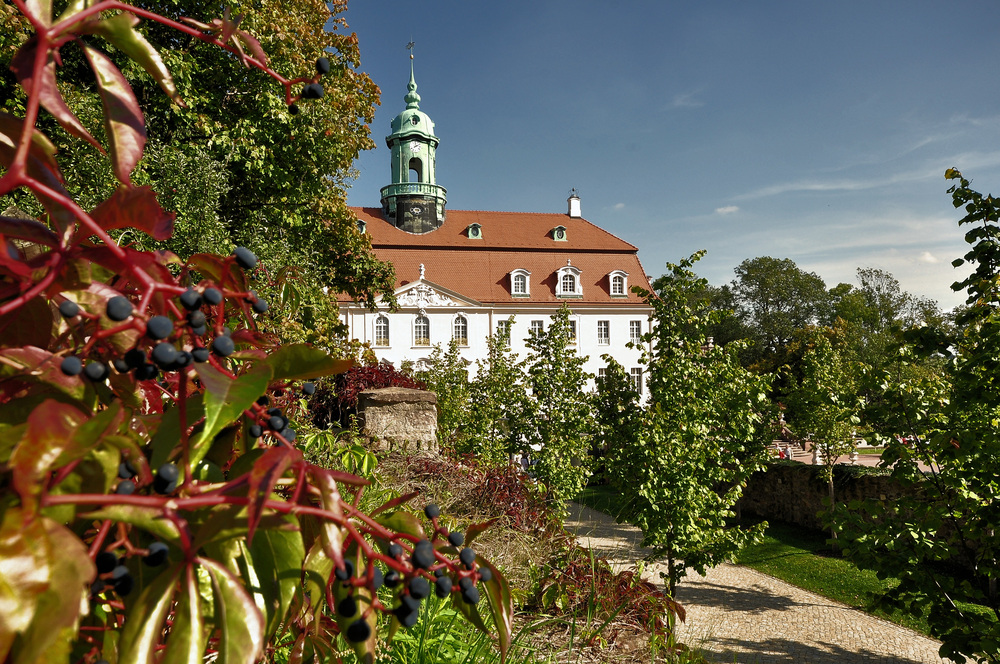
0,509,94,663
81,44,146,186
86,12,184,107
202,557,265,664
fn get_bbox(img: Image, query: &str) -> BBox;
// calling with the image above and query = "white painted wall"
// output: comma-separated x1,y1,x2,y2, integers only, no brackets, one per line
341,302,652,394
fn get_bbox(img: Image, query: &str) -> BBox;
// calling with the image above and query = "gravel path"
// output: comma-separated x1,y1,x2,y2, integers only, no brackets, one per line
565,502,955,664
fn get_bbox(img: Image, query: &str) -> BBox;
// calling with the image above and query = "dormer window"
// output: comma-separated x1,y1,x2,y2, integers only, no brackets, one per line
357,219,367,234
552,225,568,241
467,223,482,240
556,263,582,298
510,269,530,297
609,270,629,297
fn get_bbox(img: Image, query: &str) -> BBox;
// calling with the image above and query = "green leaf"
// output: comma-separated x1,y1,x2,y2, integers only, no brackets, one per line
9,399,87,515
243,522,305,637
159,565,206,664
78,504,182,546
374,511,425,540
118,563,182,664
0,509,94,661
149,395,203,470
6,514,93,664
81,44,146,185
191,363,270,467
88,12,185,106
201,557,265,664
261,344,353,382
478,555,513,661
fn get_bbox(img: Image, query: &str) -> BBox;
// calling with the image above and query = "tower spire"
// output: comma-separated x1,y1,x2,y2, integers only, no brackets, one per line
381,41,446,233
405,41,420,109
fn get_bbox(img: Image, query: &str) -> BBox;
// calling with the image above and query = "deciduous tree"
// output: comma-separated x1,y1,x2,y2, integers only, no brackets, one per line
516,305,593,514
838,169,1000,663
608,253,775,595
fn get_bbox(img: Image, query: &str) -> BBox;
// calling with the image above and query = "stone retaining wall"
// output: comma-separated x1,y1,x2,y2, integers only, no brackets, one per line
738,462,906,531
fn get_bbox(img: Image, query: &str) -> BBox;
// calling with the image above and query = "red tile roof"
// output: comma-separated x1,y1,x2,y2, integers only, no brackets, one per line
343,207,653,306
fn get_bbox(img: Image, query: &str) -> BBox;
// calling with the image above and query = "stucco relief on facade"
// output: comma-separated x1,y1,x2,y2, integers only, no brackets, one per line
396,283,463,308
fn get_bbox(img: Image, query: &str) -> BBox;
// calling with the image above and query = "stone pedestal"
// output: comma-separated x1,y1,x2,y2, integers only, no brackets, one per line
357,387,438,451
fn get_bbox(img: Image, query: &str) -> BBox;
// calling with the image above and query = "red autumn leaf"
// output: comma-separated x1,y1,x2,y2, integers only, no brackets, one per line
0,216,59,247
81,44,145,185
246,446,300,543
10,37,104,153
90,185,174,241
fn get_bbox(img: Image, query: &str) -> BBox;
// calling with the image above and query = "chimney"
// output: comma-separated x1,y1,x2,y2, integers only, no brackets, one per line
567,188,581,218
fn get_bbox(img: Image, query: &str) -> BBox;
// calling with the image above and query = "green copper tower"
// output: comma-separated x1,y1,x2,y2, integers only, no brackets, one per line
381,51,447,233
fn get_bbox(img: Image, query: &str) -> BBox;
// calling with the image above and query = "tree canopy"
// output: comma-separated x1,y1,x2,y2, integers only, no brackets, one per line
1,0,394,343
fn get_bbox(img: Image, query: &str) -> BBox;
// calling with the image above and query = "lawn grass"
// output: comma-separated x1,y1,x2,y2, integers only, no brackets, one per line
730,521,929,634
575,484,628,519
573,484,934,635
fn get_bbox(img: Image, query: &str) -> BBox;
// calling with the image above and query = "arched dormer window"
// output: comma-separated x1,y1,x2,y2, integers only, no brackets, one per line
556,263,582,298
414,315,430,346
552,225,568,242
374,315,389,346
467,223,482,239
609,270,629,297
357,219,367,235
452,314,469,346
510,269,530,297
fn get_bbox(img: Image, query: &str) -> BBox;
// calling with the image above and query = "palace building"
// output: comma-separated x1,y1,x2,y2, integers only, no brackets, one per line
338,60,653,391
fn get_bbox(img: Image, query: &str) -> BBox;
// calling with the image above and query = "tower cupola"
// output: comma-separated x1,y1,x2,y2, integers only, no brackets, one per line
381,51,447,233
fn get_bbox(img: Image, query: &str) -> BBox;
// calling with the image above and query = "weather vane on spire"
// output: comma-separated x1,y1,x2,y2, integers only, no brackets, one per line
406,41,415,59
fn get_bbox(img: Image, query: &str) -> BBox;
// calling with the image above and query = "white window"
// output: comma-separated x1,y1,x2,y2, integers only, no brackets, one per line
609,270,629,297
453,315,468,346
597,320,610,345
612,275,625,295
414,315,430,346
496,320,511,336
561,273,576,293
556,264,582,298
630,320,642,343
598,367,608,381
630,367,644,395
375,315,389,347
510,269,530,296
530,320,544,337
568,320,577,343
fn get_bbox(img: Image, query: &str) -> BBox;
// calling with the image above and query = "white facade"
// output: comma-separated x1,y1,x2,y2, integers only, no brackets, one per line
340,277,651,393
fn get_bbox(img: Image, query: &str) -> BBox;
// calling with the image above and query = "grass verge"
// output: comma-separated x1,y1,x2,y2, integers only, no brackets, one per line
574,485,934,635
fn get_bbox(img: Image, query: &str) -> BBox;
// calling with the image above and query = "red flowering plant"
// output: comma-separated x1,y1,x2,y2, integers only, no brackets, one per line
0,2,512,663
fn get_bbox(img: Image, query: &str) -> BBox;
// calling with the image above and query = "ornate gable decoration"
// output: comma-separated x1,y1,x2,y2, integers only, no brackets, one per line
394,267,481,309
397,283,461,308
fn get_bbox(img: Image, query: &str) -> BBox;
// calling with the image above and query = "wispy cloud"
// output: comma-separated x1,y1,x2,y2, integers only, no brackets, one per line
613,202,626,210
666,91,704,110
715,205,739,215
919,251,939,264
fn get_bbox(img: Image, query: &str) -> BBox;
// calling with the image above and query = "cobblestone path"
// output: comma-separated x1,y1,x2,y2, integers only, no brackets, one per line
565,502,954,664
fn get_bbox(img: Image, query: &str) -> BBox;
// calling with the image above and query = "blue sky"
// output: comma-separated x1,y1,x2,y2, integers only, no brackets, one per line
341,1,1000,311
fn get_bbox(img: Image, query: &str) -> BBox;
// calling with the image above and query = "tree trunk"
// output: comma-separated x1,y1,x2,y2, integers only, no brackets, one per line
828,472,839,551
